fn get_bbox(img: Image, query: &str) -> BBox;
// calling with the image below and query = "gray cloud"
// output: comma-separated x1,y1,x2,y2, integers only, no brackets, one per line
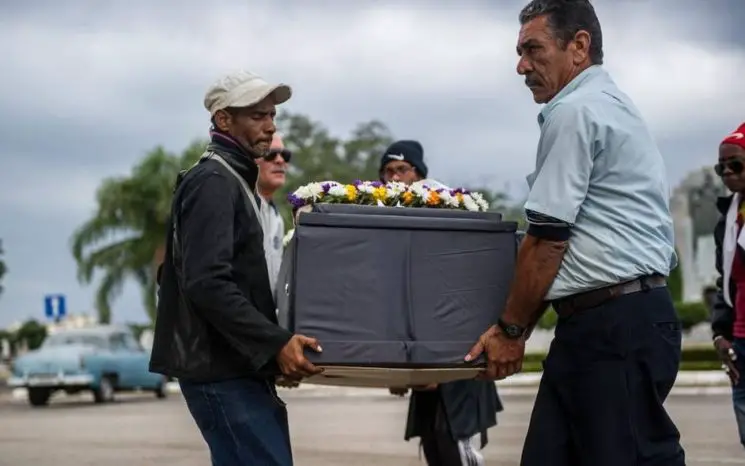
0,0,743,326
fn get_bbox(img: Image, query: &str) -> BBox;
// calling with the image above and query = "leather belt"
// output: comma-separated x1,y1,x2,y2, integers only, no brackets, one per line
551,274,667,318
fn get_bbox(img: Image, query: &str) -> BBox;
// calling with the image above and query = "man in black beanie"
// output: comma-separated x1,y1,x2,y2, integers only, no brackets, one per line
379,140,429,184
380,140,502,466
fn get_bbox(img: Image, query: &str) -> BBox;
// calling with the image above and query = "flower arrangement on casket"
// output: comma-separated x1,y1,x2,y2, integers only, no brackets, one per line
283,180,491,246
287,179,491,212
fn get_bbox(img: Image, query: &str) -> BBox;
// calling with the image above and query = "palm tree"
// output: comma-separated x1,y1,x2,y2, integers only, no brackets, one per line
0,239,7,297
70,141,205,323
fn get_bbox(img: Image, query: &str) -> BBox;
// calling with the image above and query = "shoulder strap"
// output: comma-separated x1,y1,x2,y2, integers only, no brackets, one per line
206,152,266,235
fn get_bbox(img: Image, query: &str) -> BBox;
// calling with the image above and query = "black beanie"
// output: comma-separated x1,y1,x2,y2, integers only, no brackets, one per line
379,140,428,179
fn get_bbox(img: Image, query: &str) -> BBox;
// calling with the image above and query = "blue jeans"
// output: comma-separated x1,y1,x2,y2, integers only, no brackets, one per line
732,339,745,447
180,377,293,466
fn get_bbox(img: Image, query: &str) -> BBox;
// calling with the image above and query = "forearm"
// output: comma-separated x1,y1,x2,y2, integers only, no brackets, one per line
710,280,734,341
500,233,567,327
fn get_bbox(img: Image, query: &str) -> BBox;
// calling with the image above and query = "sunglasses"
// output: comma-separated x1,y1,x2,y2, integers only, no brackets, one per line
263,148,292,163
715,159,744,176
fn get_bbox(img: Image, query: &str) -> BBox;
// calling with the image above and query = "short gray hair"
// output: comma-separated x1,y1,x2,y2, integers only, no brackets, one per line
519,0,604,65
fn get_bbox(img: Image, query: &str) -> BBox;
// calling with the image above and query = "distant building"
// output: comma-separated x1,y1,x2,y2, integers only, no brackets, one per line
46,313,98,334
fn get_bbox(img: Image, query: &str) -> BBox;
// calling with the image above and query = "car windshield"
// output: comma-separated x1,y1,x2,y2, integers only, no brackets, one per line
42,333,106,349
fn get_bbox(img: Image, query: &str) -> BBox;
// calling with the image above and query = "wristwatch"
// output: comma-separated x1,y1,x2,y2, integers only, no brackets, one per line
497,318,527,339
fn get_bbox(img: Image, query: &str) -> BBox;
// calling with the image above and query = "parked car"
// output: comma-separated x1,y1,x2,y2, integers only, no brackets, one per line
8,325,167,407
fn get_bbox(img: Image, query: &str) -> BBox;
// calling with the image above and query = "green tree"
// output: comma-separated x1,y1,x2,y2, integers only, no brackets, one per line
70,141,206,323
0,239,6,297
15,319,48,351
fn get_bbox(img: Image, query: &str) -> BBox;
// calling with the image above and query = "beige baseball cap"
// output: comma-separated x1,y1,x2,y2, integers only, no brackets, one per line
203,70,292,115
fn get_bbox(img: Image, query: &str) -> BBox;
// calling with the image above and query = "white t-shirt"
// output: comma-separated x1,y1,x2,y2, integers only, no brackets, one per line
260,198,285,297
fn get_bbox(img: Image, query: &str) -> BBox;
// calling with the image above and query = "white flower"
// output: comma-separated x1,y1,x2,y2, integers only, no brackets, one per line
328,185,347,197
293,182,328,202
386,181,407,198
307,182,324,199
357,181,375,194
386,181,408,193
293,185,313,200
470,192,490,211
439,190,460,208
410,183,428,200
462,194,479,212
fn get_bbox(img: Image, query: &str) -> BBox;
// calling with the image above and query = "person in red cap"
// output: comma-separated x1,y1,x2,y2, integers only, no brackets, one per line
712,122,745,448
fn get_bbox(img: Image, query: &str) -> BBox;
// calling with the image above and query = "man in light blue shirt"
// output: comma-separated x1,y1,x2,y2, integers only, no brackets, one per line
525,64,677,300
465,1,685,465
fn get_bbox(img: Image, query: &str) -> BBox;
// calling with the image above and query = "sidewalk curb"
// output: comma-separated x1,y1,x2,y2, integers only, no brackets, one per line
4,371,731,401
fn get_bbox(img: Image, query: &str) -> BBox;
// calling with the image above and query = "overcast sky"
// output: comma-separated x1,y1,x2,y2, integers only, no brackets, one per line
0,0,743,327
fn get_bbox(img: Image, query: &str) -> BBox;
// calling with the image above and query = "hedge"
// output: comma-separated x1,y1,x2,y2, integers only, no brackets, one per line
520,345,720,372
675,301,709,330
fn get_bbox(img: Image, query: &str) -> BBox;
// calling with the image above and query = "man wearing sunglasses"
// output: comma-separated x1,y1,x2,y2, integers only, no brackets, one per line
257,134,292,296
711,122,745,448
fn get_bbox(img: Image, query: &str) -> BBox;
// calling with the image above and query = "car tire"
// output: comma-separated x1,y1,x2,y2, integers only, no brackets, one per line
28,388,52,407
93,376,115,404
154,376,168,399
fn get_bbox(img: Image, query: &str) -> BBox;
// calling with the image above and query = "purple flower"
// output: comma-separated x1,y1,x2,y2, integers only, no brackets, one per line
321,183,331,194
287,194,305,208
371,181,383,188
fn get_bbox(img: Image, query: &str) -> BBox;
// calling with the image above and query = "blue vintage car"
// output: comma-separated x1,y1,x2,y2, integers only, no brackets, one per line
8,325,167,407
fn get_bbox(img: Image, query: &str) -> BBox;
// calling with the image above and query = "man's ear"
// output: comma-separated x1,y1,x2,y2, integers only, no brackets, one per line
571,30,591,65
212,109,232,132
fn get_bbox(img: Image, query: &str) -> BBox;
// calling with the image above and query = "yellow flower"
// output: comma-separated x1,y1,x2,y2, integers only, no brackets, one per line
426,190,441,206
456,192,464,204
402,191,414,205
345,184,357,201
372,186,387,202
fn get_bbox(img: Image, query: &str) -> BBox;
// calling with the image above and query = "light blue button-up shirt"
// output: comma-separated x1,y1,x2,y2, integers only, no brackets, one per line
524,65,677,300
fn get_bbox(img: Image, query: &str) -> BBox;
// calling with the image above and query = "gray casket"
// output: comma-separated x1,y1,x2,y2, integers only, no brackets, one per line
276,204,517,385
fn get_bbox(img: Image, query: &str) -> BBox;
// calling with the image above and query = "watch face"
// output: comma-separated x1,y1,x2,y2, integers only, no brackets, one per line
499,320,524,338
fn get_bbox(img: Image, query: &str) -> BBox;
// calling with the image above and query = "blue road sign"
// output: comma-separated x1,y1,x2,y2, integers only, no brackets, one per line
44,294,66,320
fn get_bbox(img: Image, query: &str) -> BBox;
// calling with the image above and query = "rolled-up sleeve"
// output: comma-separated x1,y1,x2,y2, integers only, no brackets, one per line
524,102,597,227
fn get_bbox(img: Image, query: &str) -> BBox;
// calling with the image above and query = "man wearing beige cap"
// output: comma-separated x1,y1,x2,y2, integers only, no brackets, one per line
150,70,323,466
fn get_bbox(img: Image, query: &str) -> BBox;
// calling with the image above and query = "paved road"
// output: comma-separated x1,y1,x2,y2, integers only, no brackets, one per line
0,389,743,466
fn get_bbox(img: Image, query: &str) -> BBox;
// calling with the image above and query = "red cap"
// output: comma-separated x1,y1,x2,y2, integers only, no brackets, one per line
722,123,745,150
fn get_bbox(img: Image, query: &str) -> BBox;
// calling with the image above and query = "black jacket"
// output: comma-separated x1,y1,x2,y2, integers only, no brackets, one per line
712,195,738,341
149,141,293,382
405,380,502,448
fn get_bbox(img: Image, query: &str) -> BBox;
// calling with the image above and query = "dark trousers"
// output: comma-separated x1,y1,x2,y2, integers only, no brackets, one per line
180,377,293,466
521,287,686,466
416,390,483,466
732,339,745,447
